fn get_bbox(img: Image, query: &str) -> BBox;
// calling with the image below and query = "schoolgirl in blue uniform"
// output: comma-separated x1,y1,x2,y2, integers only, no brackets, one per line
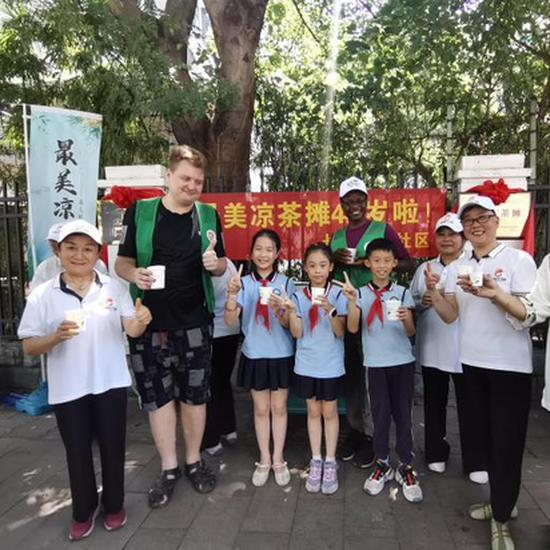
286,243,347,494
225,229,295,487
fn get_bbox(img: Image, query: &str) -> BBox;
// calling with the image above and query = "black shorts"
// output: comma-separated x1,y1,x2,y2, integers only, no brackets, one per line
292,373,343,401
129,325,213,411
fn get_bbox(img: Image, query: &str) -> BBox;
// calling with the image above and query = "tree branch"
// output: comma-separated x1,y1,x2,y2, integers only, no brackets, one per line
290,0,322,46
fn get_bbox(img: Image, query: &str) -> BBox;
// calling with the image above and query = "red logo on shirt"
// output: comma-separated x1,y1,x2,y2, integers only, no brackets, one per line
494,268,503,278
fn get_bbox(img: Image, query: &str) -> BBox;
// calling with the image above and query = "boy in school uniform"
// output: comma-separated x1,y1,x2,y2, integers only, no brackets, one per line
342,238,422,503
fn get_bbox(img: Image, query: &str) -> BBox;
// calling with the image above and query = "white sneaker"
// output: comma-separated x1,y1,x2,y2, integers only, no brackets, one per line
469,470,489,484
363,459,394,496
395,464,423,503
491,518,515,550
221,431,238,446
469,502,519,521
428,461,446,473
252,463,270,487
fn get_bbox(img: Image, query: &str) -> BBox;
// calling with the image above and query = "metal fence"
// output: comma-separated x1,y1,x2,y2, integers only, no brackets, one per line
0,173,27,339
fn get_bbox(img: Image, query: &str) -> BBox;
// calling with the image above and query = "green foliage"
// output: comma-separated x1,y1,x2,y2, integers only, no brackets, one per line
0,0,235,168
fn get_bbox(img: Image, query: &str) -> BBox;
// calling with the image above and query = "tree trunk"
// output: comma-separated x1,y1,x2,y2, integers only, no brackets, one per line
172,0,268,192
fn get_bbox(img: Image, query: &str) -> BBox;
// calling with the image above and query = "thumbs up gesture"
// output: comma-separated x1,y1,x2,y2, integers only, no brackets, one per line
341,271,357,301
202,236,219,272
227,263,243,296
135,297,152,326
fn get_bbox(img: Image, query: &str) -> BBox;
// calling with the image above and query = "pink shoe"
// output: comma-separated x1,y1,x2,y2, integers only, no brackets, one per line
104,508,127,532
69,507,99,541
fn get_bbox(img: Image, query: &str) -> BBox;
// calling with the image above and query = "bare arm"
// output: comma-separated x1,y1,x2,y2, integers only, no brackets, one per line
115,256,154,289
330,315,346,338
429,290,459,324
122,299,152,338
22,321,78,355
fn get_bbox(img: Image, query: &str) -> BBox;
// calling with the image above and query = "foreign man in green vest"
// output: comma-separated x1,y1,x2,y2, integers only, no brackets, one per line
115,145,227,507
330,176,413,468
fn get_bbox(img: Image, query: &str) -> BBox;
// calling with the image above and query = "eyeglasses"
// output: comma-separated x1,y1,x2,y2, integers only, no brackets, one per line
342,198,367,207
461,214,496,228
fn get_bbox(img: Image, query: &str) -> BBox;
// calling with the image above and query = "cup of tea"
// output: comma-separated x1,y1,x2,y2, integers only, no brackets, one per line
259,286,274,305
385,300,402,321
148,265,166,290
311,287,325,304
64,309,86,333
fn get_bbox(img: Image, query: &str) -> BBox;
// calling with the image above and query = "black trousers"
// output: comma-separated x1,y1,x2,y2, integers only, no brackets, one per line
54,388,127,522
343,329,371,434
422,367,480,473
203,334,240,449
462,364,531,523
368,363,415,465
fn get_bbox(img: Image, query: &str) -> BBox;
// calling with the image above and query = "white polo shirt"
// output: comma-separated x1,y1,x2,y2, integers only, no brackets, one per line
410,256,462,373
444,243,536,374
18,271,135,404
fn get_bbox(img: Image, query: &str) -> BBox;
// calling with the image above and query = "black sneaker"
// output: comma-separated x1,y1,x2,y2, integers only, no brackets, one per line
336,430,363,461
185,460,217,494
352,435,375,469
148,467,182,509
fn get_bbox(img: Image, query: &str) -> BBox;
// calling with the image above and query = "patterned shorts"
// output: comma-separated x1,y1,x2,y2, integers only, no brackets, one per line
129,325,213,411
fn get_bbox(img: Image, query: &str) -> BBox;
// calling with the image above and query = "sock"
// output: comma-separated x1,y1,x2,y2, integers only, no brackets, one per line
325,456,336,463
312,455,322,462
379,457,390,466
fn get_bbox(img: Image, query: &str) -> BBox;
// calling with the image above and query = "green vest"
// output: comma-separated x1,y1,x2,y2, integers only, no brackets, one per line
131,197,217,312
330,220,386,288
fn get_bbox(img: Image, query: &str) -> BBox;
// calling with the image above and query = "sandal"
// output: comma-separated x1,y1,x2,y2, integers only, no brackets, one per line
185,460,217,494
148,467,182,509
252,462,271,487
272,462,291,486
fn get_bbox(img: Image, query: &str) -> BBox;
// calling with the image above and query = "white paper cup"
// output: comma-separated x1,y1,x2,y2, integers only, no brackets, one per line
259,286,273,305
346,248,357,262
458,265,474,277
385,300,402,321
148,265,166,290
311,287,324,304
470,269,484,287
64,309,85,333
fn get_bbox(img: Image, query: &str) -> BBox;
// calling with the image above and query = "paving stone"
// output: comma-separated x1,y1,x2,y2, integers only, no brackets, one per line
520,457,550,482
240,481,299,533
125,527,186,550
510,508,550,550
523,481,550,522
344,536,400,550
141,480,205,530
233,531,290,550
178,495,250,550
289,498,344,549
0,436,26,458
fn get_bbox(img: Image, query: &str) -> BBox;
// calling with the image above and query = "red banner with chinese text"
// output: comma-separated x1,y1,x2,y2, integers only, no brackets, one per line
202,189,446,260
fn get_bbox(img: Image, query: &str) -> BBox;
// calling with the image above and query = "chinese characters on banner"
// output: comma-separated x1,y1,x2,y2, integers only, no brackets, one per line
27,106,102,269
201,189,446,259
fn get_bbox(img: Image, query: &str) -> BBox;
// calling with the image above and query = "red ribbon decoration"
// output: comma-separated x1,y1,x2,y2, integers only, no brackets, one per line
255,278,271,331
102,186,164,209
466,178,523,206
366,284,388,331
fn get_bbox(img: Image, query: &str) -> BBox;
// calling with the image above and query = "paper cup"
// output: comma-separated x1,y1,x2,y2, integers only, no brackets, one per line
64,309,85,333
385,300,402,321
458,265,474,277
346,248,357,262
470,269,484,287
311,287,324,304
259,286,273,305
148,265,166,290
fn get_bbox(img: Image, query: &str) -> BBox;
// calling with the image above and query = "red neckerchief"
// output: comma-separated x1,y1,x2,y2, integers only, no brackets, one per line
303,283,332,332
253,271,275,331
366,282,390,332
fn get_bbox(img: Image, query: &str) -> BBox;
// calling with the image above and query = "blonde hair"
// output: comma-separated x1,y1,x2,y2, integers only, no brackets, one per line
168,145,207,171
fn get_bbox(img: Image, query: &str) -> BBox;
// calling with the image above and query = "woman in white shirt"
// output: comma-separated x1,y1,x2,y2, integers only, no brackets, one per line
18,220,152,542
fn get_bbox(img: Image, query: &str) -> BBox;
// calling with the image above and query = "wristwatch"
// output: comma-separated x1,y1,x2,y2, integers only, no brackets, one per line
329,307,337,318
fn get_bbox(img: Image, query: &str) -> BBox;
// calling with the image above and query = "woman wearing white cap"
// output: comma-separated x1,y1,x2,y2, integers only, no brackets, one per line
410,213,484,478
18,220,153,542
425,196,537,550
29,222,108,291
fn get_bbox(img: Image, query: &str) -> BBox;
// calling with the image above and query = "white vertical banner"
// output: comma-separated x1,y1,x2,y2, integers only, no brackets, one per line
25,105,102,274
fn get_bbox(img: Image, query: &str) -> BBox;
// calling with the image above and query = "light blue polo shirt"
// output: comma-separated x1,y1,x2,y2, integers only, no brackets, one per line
292,284,347,379
237,272,295,359
356,283,415,368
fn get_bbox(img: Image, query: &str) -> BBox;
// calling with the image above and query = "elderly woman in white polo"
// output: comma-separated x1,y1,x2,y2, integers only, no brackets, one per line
18,220,152,542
